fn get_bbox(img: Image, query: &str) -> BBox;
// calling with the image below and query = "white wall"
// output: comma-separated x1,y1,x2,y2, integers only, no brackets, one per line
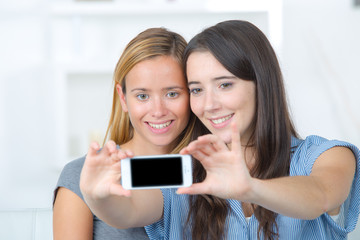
282,0,360,146
0,0,359,238
280,1,360,238
0,0,59,209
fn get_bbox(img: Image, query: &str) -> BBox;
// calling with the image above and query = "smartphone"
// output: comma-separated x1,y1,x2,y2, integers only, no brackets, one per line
121,154,192,190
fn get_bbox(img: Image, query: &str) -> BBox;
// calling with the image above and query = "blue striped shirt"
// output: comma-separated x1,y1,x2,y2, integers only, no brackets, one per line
145,135,360,239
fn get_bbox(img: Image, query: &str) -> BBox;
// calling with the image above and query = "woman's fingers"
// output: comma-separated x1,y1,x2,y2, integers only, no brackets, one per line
89,141,135,165
230,121,241,153
88,141,101,156
81,140,135,199
101,140,117,156
184,134,227,157
198,134,228,152
178,120,251,199
110,152,121,163
87,140,118,164
189,149,209,165
123,149,134,158
117,149,134,159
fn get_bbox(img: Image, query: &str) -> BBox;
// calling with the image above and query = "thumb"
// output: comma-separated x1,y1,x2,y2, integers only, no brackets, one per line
179,148,189,155
230,121,241,153
109,184,132,197
176,183,207,195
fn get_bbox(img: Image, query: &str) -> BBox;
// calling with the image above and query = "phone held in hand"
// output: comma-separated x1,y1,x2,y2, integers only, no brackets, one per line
121,154,193,190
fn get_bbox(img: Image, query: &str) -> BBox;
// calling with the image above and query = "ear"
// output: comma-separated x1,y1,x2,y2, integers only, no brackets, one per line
116,83,128,112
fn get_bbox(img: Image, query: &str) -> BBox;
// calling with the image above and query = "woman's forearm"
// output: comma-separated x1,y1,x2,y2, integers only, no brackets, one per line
83,189,164,229
248,176,329,219
244,147,355,219
83,194,134,228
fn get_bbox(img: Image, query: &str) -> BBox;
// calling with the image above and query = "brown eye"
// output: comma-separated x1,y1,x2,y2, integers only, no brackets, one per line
190,88,202,95
220,83,233,89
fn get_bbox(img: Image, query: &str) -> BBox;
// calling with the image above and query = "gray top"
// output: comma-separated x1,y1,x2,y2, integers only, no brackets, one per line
54,156,150,240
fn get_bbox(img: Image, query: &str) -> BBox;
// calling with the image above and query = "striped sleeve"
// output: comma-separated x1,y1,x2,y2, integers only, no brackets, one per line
292,135,360,234
145,189,191,239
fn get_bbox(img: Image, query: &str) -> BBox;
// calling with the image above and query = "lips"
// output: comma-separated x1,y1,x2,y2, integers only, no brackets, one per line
147,120,172,129
210,114,234,125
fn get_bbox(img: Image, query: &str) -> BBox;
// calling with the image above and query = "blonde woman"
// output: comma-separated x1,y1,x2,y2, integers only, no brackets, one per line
53,27,197,240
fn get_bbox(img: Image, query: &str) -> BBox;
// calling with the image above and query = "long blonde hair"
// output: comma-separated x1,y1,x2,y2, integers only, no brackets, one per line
104,27,196,154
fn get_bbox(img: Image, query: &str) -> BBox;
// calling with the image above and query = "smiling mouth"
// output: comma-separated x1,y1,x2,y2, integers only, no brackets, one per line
210,114,234,124
148,121,172,129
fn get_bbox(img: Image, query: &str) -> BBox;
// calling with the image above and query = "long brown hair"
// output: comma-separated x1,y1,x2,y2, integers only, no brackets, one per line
183,20,299,240
104,27,197,153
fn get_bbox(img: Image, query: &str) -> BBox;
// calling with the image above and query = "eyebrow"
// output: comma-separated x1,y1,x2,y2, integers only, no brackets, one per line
213,76,237,81
164,86,185,90
130,88,147,93
188,76,236,86
130,86,185,93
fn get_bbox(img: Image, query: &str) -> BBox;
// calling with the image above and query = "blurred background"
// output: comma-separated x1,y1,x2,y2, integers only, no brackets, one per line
0,0,359,238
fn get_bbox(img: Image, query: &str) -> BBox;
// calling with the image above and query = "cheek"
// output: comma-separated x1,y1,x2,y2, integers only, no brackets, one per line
126,101,146,119
190,97,202,117
234,97,256,124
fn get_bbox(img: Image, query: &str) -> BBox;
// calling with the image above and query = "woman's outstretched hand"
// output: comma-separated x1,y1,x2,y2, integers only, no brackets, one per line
178,123,254,201
80,140,133,200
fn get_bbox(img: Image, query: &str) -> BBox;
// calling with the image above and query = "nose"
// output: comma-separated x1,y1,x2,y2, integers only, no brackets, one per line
203,89,220,112
151,97,168,118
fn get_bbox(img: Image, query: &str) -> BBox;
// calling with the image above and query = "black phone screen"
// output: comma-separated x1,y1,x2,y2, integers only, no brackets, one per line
130,157,183,187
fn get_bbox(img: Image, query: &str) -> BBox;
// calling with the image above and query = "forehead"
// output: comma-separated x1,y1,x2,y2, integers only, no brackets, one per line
126,55,186,89
186,51,232,83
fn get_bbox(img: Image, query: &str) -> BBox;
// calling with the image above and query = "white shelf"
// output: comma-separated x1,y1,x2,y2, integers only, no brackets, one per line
57,64,114,75
51,0,273,16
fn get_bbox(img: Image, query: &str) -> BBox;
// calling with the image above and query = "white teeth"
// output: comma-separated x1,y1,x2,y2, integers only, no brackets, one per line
148,121,171,129
211,115,232,124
